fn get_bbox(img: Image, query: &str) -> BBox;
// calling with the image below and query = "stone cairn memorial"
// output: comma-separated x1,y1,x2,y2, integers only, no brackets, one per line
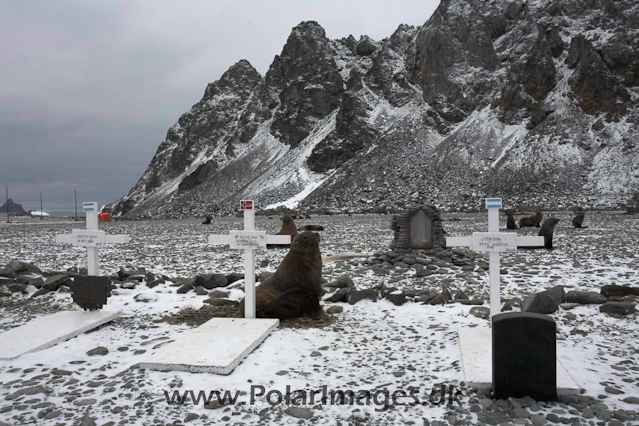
368,204,475,271
329,204,483,309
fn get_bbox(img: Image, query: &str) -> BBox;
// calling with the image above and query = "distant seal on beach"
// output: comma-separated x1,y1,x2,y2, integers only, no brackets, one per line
539,218,560,249
241,232,323,319
505,210,517,230
519,208,543,227
572,212,585,228
201,215,212,225
267,215,298,248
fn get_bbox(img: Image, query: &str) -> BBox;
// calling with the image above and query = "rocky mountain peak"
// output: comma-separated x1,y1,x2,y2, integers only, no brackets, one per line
111,0,639,219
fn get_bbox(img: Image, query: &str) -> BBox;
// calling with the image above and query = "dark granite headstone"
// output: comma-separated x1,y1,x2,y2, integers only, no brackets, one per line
72,275,111,310
492,312,557,400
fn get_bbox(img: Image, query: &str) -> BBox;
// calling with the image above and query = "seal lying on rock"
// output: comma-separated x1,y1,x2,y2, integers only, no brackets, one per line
519,208,543,227
241,231,323,319
267,215,298,248
572,212,585,228
539,218,560,249
201,215,212,225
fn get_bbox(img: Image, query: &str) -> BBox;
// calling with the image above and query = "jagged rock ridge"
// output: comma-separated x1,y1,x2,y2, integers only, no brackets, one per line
112,0,639,218
0,199,27,216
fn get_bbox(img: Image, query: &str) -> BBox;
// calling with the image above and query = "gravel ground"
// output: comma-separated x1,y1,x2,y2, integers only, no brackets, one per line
0,212,637,425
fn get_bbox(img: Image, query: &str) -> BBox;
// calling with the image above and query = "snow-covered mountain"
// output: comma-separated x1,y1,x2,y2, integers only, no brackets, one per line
112,0,639,218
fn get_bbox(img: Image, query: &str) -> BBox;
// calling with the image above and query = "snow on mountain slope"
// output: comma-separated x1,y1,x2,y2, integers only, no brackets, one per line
112,0,638,218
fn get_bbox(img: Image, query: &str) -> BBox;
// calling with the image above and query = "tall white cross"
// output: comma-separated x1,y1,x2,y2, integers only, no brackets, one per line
55,202,130,276
446,198,544,318
208,200,291,319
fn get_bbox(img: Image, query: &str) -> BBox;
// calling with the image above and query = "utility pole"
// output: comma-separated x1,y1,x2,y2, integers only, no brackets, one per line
5,186,9,224
75,189,78,221
40,192,43,220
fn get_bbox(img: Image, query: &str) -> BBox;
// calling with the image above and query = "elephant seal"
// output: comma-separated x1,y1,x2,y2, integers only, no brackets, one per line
201,215,212,225
267,215,298,248
539,218,560,249
572,212,585,228
241,232,323,319
505,210,517,230
519,208,543,227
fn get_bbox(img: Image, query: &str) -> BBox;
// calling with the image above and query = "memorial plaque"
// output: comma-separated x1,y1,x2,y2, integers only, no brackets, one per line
229,230,267,249
472,232,517,253
72,275,111,310
71,229,107,247
409,209,433,249
492,312,557,400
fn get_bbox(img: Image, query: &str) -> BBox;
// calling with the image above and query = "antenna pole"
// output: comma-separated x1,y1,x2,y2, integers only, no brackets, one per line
5,186,9,224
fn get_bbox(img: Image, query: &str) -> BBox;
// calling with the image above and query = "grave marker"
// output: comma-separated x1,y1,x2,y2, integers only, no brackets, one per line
446,197,544,317
0,201,129,358
451,198,578,395
141,200,289,375
207,199,290,319
492,312,557,400
55,202,130,276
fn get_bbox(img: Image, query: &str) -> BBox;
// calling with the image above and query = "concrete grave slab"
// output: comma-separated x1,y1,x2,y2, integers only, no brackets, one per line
0,310,120,360
139,318,279,375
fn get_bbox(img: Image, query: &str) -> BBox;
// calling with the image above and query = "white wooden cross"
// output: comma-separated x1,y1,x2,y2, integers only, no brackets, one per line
446,198,544,318
208,200,291,319
55,202,130,276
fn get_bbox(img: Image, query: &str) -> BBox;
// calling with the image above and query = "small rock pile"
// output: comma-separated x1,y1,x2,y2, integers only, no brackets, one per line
322,275,486,310
521,284,638,317
0,260,75,298
366,248,480,276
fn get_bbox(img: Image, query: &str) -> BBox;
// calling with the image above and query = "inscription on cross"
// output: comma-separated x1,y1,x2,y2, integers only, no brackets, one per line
447,198,544,318
55,202,130,276
208,200,291,319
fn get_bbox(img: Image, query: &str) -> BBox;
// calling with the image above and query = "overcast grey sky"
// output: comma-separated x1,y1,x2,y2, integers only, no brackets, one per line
0,0,440,210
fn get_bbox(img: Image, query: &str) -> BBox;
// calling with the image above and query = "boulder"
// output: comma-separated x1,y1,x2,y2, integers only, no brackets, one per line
208,289,231,299
0,268,17,279
544,285,566,305
326,305,343,314
470,307,490,319
176,281,193,294
601,285,639,298
600,302,636,316
203,298,239,307
6,261,41,275
324,288,351,303
118,264,146,280
7,283,27,293
194,286,209,296
521,293,558,314
566,291,607,305
334,275,355,288
134,293,159,303
348,289,378,305
43,274,71,291
195,273,228,290
225,273,244,285
30,288,52,298
385,291,406,306
428,293,448,305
